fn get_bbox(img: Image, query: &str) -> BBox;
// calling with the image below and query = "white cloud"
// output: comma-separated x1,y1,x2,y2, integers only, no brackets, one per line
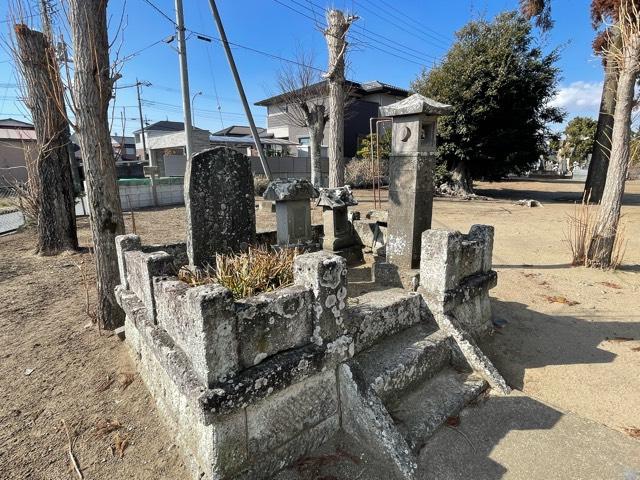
550,81,603,112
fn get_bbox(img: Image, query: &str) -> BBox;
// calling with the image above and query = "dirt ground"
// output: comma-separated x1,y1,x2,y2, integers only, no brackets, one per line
0,179,639,479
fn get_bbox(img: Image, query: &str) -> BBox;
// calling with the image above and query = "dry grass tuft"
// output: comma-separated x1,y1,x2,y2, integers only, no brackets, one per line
564,195,627,270
179,246,298,299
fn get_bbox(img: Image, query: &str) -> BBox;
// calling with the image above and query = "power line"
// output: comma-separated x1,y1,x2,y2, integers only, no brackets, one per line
371,0,451,43
355,0,451,50
140,0,176,25
273,0,438,66
141,0,328,73
297,0,441,61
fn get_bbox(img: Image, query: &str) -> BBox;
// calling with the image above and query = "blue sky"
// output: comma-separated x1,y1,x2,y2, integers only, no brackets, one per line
0,0,603,136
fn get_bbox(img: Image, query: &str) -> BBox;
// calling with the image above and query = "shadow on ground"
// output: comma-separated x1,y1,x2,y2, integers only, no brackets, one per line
480,300,638,390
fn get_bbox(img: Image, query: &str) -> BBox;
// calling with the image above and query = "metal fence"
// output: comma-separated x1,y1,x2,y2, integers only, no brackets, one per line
0,186,25,234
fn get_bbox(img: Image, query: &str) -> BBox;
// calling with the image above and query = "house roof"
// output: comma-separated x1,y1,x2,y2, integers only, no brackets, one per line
132,120,205,135
0,118,35,129
254,80,409,106
211,125,268,137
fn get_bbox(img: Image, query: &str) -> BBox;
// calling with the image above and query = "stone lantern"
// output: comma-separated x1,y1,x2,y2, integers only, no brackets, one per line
379,93,452,271
317,186,363,263
263,178,318,246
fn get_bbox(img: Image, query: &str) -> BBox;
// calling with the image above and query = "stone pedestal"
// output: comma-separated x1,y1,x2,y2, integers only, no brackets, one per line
317,186,363,263
263,178,318,246
184,146,256,267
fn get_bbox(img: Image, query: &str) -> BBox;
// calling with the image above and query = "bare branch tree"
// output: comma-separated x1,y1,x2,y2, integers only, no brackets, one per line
587,0,640,268
276,50,328,187
323,9,357,188
67,0,125,329
11,3,78,254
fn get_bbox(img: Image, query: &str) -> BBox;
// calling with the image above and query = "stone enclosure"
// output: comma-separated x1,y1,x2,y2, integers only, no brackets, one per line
114,95,509,479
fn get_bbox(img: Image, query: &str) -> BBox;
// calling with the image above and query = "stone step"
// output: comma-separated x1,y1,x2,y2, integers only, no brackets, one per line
350,322,451,404
344,289,431,353
386,368,488,454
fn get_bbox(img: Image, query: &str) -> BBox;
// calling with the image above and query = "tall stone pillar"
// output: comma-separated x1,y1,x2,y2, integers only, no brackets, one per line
380,94,452,270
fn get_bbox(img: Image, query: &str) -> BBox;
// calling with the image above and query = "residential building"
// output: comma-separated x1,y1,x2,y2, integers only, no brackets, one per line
133,120,208,161
0,118,37,187
255,80,409,158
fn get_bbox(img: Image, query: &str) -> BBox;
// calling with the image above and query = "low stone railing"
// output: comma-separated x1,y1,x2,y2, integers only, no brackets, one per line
419,225,497,337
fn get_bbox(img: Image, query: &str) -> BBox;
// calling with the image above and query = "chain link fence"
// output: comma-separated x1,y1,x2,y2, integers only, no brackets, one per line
0,186,25,234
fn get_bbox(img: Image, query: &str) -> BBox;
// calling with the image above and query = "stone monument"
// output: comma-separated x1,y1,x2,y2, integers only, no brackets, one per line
263,178,318,246
184,146,256,267
379,94,452,270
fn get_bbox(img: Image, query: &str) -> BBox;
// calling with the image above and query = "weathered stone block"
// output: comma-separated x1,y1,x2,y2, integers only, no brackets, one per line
246,369,338,454
469,224,494,272
344,290,423,353
185,146,256,267
154,280,239,387
235,285,313,368
124,249,174,322
237,415,339,480
115,234,141,289
293,251,348,344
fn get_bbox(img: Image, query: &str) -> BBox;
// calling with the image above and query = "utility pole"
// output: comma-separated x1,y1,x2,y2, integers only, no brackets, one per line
135,79,149,164
174,0,194,162
207,0,273,180
58,35,82,194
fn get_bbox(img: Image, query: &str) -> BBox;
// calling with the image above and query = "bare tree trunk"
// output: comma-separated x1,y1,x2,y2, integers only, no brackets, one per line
586,37,639,268
14,25,78,255
307,106,327,187
68,0,125,329
585,36,621,203
324,9,355,188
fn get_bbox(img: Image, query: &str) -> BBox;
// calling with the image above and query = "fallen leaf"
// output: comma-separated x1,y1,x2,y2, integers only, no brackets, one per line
24,368,35,376
95,375,114,393
117,372,135,390
113,432,128,458
606,337,635,343
95,418,122,436
624,427,640,439
539,281,549,286
599,281,623,290
632,347,640,352
446,416,460,427
541,295,579,306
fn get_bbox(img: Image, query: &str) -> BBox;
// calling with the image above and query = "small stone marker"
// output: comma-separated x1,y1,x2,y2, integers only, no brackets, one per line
379,94,452,270
263,178,318,246
184,146,256,267
317,186,363,263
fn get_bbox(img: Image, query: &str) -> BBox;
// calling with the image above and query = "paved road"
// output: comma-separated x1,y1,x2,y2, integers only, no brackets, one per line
0,210,25,234
0,200,87,235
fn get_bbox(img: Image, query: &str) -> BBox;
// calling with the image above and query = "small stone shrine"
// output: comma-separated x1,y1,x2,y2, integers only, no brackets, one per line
317,186,363,263
263,178,318,246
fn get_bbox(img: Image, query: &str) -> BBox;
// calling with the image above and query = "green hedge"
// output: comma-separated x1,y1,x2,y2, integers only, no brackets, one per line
118,177,184,186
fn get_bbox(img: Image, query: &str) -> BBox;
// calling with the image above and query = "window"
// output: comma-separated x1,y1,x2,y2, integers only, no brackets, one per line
298,137,310,146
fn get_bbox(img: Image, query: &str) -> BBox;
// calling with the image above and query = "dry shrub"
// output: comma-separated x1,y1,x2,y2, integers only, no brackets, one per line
178,246,298,299
565,195,596,265
345,156,388,188
565,196,628,269
254,174,270,196
9,142,39,220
